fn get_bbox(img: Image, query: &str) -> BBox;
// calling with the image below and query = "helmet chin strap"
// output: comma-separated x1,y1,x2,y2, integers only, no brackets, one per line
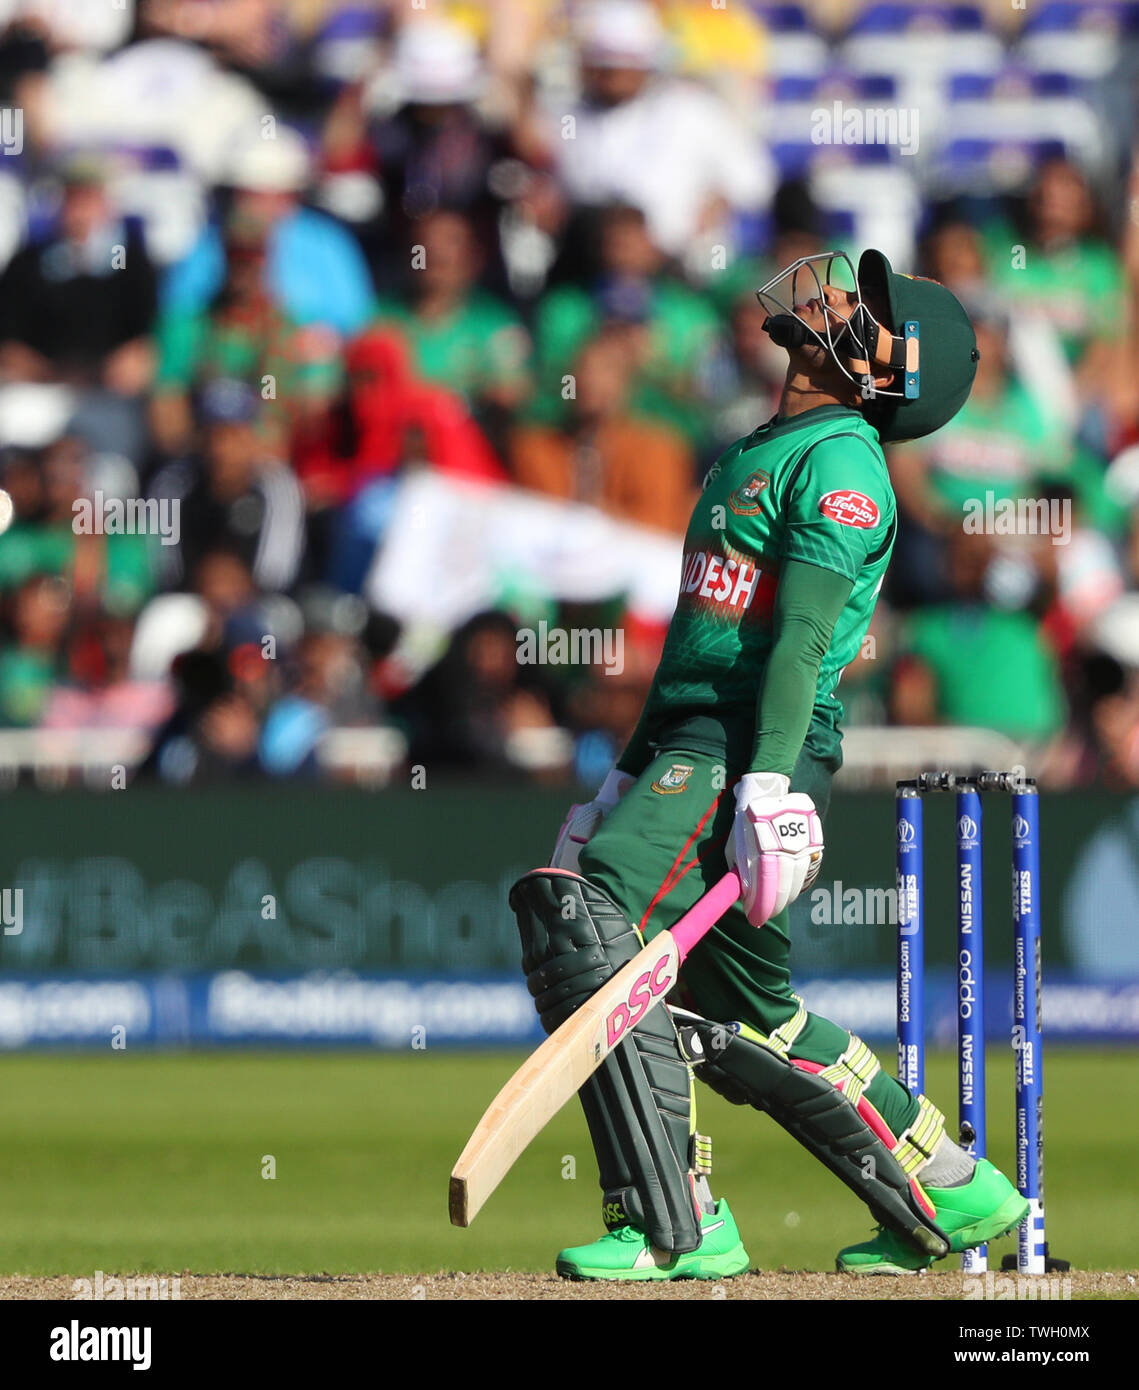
762,308,859,375
761,314,811,351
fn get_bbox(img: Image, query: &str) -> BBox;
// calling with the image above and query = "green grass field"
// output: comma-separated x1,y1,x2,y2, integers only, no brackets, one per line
1,1049,1135,1276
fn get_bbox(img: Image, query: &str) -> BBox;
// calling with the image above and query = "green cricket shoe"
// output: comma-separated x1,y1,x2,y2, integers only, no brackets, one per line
556,1199,751,1282
836,1158,1031,1275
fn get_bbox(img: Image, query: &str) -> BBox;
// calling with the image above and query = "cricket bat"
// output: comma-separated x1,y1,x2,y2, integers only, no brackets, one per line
448,870,742,1228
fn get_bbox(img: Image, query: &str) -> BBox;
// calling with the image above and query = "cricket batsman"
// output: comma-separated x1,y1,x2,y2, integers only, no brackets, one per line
510,249,1031,1278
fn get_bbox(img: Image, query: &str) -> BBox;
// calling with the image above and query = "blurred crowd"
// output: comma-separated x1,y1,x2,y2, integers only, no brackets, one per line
3,0,1139,787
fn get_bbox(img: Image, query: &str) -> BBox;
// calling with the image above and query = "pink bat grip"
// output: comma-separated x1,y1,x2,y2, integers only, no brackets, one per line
668,871,742,960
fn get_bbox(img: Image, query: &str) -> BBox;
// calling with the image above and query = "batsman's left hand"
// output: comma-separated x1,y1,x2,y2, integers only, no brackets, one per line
727,772,824,927
550,767,634,874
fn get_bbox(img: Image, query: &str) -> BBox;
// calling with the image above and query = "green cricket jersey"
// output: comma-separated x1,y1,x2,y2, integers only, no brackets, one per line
627,404,897,771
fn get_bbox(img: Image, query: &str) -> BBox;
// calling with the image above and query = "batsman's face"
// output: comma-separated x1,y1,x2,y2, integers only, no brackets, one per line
793,282,860,337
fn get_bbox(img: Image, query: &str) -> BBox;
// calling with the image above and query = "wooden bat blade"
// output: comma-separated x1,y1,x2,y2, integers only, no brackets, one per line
449,872,739,1228
449,932,681,1227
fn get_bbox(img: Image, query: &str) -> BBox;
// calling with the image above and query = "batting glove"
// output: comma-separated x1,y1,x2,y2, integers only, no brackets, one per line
550,767,635,873
727,772,824,927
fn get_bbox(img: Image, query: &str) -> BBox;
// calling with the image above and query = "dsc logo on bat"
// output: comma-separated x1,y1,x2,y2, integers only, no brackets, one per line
604,948,678,1050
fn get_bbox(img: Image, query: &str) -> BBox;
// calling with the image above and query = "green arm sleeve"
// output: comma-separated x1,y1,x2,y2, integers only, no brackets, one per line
750,558,853,775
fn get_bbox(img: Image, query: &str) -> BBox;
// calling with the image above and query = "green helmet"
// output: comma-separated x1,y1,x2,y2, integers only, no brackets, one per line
755,248,980,443
856,249,980,443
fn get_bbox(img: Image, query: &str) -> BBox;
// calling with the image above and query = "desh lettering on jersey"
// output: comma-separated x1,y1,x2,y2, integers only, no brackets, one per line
678,551,771,611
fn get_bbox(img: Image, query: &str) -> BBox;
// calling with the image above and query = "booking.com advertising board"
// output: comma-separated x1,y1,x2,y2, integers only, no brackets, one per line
1,787,1138,1048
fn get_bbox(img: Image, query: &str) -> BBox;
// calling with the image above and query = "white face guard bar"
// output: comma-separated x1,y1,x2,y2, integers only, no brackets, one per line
754,251,919,402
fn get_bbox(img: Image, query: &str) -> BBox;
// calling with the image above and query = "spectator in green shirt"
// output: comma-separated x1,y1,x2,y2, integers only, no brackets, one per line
889,309,1065,603
896,314,1058,515
0,573,70,727
371,210,532,447
891,530,1065,743
0,435,156,617
528,203,721,458
985,159,1128,431
151,214,341,458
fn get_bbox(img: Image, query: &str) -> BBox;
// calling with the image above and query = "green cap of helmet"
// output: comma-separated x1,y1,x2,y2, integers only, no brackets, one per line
857,248,979,444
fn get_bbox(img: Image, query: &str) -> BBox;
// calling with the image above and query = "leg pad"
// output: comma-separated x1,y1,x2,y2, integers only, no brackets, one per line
678,1014,950,1259
512,869,701,1253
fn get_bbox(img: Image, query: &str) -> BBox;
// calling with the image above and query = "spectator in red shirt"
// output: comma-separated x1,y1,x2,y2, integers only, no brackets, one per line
293,327,505,592
292,328,504,510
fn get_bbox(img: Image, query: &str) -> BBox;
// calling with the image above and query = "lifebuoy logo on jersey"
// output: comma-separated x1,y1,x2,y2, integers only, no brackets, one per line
819,489,880,528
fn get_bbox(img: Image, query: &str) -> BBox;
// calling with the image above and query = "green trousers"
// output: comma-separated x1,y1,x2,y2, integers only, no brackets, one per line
579,742,922,1140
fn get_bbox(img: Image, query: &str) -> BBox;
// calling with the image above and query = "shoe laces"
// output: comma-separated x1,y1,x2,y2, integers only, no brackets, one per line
603,1224,648,1245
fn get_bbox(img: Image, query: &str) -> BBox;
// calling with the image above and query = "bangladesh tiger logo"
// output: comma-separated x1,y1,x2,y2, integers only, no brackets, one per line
651,763,694,795
728,470,770,515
